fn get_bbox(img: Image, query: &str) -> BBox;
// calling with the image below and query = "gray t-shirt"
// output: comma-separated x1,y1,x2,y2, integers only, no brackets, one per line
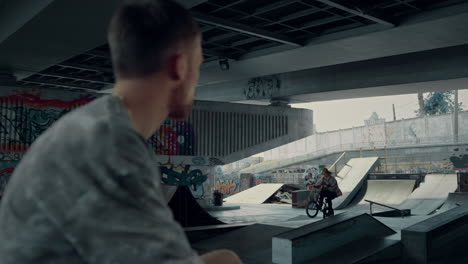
0,95,202,264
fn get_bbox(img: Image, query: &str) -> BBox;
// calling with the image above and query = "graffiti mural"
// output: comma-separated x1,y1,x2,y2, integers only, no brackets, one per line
148,120,195,156
255,175,272,185
160,164,208,198
263,165,323,186
0,161,18,198
0,88,218,199
0,89,95,152
239,173,254,191
216,180,239,195
244,75,281,100
214,166,240,196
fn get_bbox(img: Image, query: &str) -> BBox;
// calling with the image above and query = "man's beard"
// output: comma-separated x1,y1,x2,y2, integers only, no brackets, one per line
168,103,193,121
169,89,193,121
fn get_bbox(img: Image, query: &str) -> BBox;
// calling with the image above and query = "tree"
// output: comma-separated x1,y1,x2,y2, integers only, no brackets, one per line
416,90,463,116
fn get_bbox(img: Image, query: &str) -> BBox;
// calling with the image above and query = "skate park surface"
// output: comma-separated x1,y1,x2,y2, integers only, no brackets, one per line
184,158,468,263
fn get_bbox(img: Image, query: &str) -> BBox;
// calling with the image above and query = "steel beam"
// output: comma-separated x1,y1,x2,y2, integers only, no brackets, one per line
20,79,103,91
36,72,113,85
193,12,303,47
313,0,395,26
58,62,113,74
236,0,299,20
209,0,247,14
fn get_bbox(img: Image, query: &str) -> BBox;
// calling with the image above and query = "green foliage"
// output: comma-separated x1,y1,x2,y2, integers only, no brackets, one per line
416,91,463,116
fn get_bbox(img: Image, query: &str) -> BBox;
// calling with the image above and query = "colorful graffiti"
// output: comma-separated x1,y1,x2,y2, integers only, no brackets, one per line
239,173,254,191
255,175,272,185
148,120,195,156
216,180,239,195
160,165,208,196
214,166,240,195
0,90,95,152
0,88,214,199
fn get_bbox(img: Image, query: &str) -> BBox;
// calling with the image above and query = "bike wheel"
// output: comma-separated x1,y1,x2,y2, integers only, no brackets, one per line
306,200,319,218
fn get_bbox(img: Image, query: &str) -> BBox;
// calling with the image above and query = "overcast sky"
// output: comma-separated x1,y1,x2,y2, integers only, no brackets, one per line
293,89,468,132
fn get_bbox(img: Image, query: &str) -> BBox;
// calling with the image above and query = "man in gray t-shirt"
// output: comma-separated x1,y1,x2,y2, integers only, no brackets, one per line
0,1,241,263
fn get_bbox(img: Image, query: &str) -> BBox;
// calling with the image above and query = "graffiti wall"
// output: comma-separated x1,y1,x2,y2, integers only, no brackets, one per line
157,156,212,199
214,157,263,196
0,89,95,152
0,87,212,200
148,120,195,156
215,167,240,196
261,165,324,187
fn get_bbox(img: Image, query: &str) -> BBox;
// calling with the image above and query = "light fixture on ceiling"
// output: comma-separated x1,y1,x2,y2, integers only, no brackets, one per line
219,57,230,71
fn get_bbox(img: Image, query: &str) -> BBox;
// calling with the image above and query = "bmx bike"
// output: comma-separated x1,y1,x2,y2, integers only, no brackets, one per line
306,187,334,219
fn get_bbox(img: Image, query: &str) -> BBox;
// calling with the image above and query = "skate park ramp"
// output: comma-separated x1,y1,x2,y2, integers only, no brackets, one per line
333,157,380,210
273,212,399,264
168,186,225,227
224,183,284,204
397,174,457,215
438,192,468,212
192,224,292,264
358,180,416,206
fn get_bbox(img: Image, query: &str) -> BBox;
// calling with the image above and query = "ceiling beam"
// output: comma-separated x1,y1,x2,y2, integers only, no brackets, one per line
313,0,395,26
58,62,113,74
20,79,103,91
236,0,299,20
178,0,209,8
36,71,113,85
0,0,55,45
209,0,247,14
193,12,303,47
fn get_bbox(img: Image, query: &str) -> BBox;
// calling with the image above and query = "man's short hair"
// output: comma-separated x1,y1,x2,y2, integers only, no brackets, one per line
108,0,199,78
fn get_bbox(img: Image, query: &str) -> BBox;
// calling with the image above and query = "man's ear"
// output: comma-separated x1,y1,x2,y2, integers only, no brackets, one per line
168,53,188,81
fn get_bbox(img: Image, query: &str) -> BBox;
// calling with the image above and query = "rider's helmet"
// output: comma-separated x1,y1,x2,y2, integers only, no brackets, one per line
322,168,332,176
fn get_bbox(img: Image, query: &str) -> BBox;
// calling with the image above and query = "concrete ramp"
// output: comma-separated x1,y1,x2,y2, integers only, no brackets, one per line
398,174,457,215
402,204,468,263
272,212,397,264
193,224,292,264
438,192,468,212
333,157,380,209
168,186,224,227
359,180,416,206
224,184,284,204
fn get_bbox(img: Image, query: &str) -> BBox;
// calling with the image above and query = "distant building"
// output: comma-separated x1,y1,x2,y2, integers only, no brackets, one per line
365,112,386,126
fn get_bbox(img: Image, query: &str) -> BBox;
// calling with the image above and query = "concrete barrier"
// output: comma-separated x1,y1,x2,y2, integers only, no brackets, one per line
272,212,396,264
402,204,468,263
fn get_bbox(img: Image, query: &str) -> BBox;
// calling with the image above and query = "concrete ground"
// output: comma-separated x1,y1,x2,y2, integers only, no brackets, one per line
198,203,436,264
210,203,431,232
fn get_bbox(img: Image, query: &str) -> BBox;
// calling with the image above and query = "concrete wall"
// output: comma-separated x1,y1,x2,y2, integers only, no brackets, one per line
264,111,464,161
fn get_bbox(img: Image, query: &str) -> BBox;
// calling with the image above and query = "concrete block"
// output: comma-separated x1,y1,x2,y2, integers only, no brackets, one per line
272,212,395,264
402,204,468,264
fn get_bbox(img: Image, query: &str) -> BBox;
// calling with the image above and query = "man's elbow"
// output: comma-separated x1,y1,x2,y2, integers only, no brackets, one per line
201,249,242,264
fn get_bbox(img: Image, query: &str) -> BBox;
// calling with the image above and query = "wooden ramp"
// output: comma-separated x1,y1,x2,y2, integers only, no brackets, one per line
224,184,284,204
397,174,457,215
333,157,380,209
359,180,416,205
